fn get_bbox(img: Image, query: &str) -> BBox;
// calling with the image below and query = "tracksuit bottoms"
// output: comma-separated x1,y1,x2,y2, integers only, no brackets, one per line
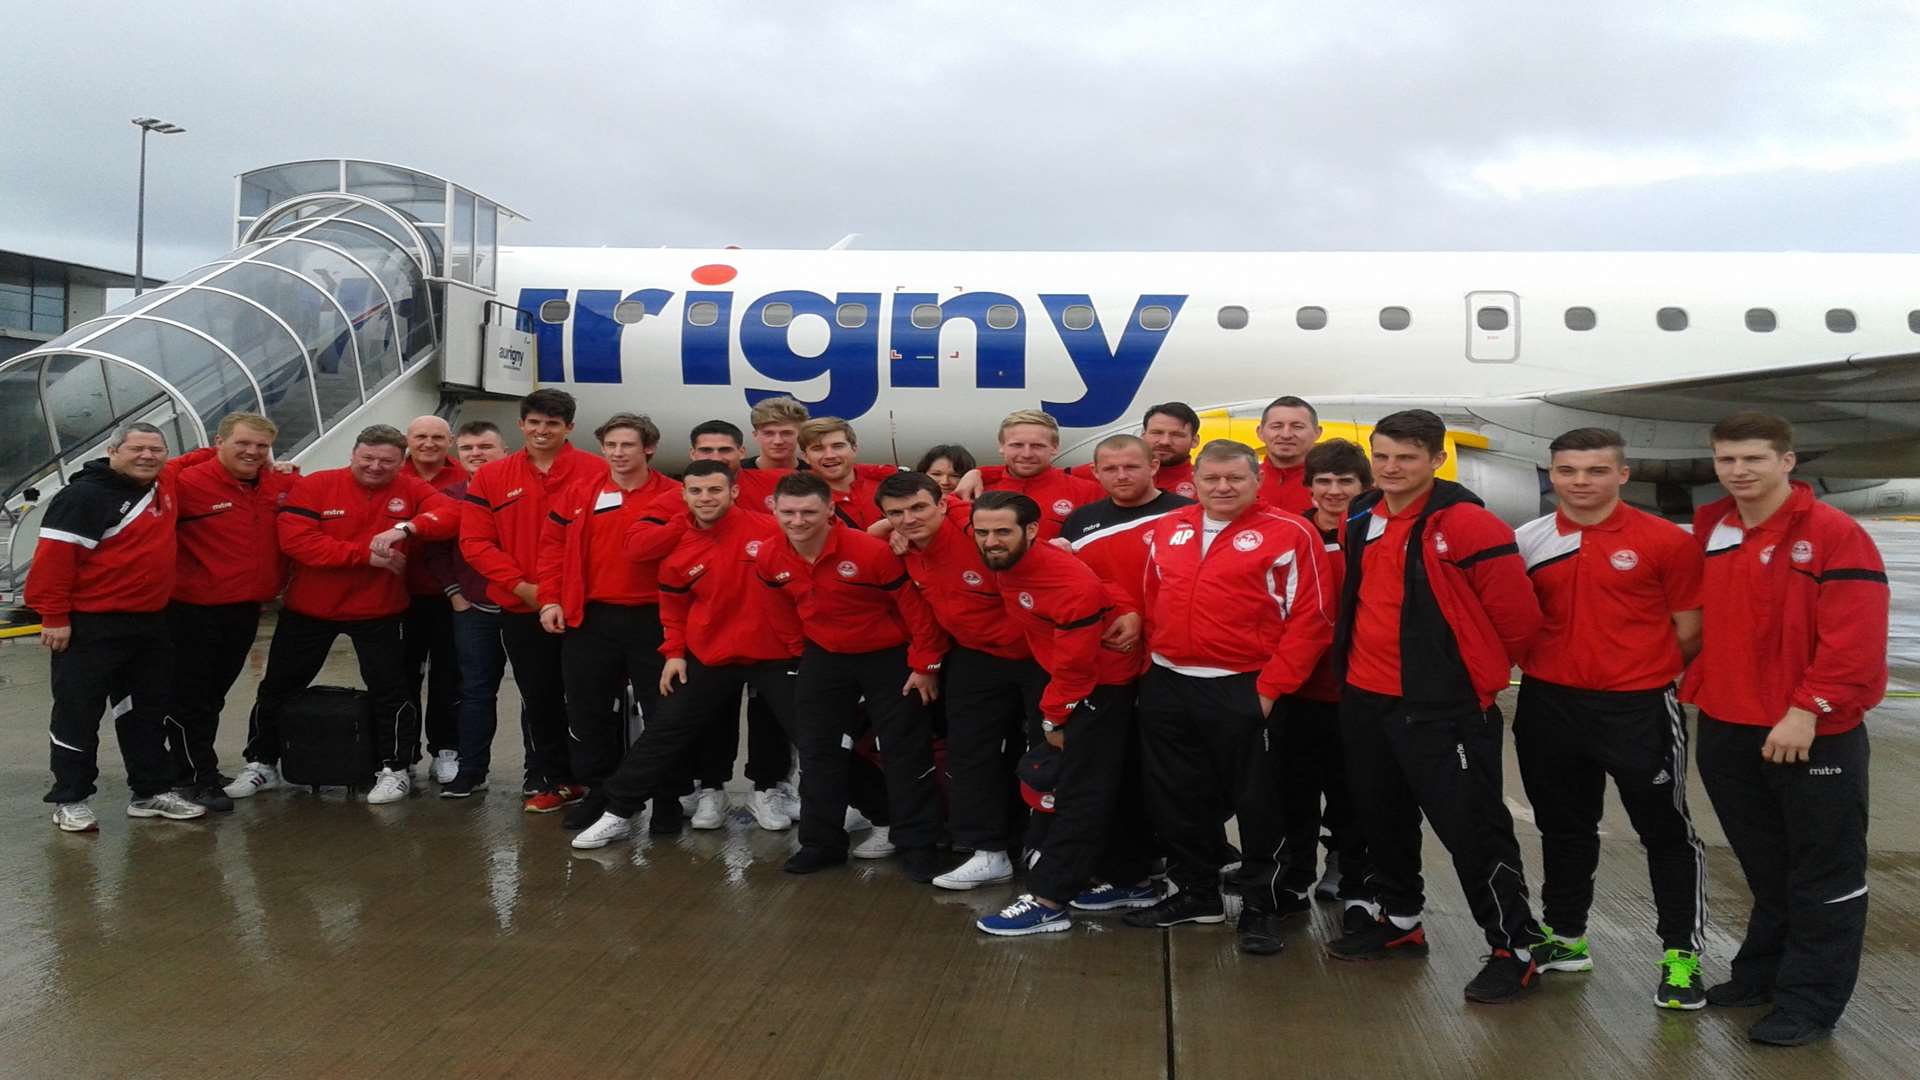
242,609,415,772
942,645,1047,853
1697,714,1870,1027
403,593,461,758
164,599,261,786
601,654,800,819
46,611,177,803
794,642,943,856
1026,682,1151,904
1277,693,1371,901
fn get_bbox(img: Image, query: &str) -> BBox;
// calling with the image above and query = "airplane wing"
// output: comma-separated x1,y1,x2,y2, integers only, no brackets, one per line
1528,350,1920,426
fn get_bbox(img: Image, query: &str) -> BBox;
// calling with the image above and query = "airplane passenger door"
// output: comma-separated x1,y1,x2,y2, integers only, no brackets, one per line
1466,291,1519,362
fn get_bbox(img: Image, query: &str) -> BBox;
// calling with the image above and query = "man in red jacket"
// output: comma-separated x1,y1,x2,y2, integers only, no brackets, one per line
1068,402,1201,498
225,425,458,805
1256,396,1320,516
970,491,1153,937
1125,440,1335,955
1279,439,1373,925
164,412,299,811
573,461,803,849
1683,413,1885,1046
30,422,206,831
1513,427,1709,1010
535,413,687,828
798,417,894,529
460,389,605,806
426,422,511,799
759,472,950,879
401,415,466,783
1326,409,1546,1005
876,471,1045,891
957,410,1105,540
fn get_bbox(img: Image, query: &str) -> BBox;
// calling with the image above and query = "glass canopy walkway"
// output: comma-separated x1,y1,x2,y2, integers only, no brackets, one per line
0,159,523,602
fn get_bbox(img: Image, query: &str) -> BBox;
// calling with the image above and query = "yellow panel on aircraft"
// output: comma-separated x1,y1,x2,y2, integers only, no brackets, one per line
1192,408,1486,481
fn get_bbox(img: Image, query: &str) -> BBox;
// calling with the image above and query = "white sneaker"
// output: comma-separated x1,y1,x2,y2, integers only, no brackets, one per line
749,789,793,831
127,791,207,820
691,788,728,830
53,802,98,832
432,750,460,784
775,780,802,821
224,762,281,799
1315,851,1342,901
367,768,410,805
933,849,1014,891
845,806,874,832
571,812,635,849
850,825,895,859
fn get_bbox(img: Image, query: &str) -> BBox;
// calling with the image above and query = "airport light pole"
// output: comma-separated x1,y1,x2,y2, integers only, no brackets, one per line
131,117,185,296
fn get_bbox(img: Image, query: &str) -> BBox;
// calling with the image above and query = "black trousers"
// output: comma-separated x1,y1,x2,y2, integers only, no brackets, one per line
1276,693,1371,900
1138,666,1290,914
1342,685,1541,951
1697,715,1870,1026
164,600,261,786
403,593,461,756
561,602,665,789
500,610,570,790
46,611,177,803
943,646,1046,852
243,609,416,771
1514,678,1707,951
794,642,943,854
1027,682,1151,904
689,684,790,791
602,654,800,818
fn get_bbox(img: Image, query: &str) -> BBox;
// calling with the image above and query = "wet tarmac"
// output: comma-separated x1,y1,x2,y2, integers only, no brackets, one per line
3,525,1920,1078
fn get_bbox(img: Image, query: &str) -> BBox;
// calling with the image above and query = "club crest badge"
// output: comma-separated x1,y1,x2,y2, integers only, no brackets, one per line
1791,540,1813,564
962,570,984,586
836,560,858,578
1609,549,1639,571
1232,529,1262,552
1018,591,1036,609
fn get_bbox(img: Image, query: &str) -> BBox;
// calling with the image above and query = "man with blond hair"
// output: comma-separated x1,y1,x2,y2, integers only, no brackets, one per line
799,417,894,529
955,409,1104,540
746,396,811,471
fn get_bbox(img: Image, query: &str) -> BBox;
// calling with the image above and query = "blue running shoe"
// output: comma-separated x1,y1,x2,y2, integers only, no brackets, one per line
977,894,1072,936
1071,881,1163,912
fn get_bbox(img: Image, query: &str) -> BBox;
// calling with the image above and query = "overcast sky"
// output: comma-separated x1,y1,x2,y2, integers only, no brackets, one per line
6,1,1918,279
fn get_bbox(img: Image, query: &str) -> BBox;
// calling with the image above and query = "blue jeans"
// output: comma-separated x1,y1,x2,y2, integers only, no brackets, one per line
451,606,509,779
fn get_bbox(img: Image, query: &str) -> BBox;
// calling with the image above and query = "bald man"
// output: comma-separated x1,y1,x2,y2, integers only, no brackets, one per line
404,414,469,783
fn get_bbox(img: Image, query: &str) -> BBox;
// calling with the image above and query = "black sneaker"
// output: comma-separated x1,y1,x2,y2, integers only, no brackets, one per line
440,773,487,799
1341,903,1380,935
1122,887,1226,928
1237,909,1286,955
563,792,608,831
784,846,847,875
1464,949,1539,1004
180,784,234,812
1706,979,1775,1008
900,847,950,884
1655,950,1707,1011
1276,890,1312,919
1326,917,1430,961
1748,1009,1831,1046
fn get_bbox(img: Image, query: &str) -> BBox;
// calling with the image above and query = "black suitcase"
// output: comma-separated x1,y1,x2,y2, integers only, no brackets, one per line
279,685,378,793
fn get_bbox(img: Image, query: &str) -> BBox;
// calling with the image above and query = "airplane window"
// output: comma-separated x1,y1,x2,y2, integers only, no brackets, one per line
836,302,868,329
1296,306,1327,330
1476,306,1510,331
761,302,794,328
910,303,941,329
686,301,719,327
539,299,571,324
613,300,647,326
1379,306,1411,331
1910,310,1920,333
1217,305,1248,329
1745,308,1776,333
1138,305,1173,331
1827,308,1856,333
1656,307,1688,331
986,304,1019,330
1062,304,1095,331
1564,307,1596,331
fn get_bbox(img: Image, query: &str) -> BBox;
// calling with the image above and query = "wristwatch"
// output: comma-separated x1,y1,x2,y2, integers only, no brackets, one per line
394,521,414,535
1041,720,1060,733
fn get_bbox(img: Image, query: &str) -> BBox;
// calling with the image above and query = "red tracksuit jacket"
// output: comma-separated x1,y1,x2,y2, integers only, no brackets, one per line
997,540,1132,720
1061,492,1193,680
1258,458,1314,516
976,465,1105,540
755,524,949,672
27,458,179,628
1294,511,1348,703
901,509,1030,661
1144,502,1336,700
1069,459,1197,499
460,444,605,612
172,449,299,606
1680,482,1888,734
658,506,802,665
277,467,459,621
537,468,681,626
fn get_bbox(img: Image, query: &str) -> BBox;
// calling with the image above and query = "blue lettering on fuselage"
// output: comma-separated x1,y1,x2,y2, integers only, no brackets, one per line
515,287,1185,428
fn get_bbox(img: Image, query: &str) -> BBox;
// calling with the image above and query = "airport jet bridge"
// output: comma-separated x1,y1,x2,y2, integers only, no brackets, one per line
0,160,537,605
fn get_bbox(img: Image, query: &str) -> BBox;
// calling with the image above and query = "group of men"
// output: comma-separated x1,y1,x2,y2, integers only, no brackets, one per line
29,386,1881,1043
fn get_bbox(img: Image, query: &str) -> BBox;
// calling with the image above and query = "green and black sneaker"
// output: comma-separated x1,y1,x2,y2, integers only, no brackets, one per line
1531,926,1594,973
1656,949,1707,1011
